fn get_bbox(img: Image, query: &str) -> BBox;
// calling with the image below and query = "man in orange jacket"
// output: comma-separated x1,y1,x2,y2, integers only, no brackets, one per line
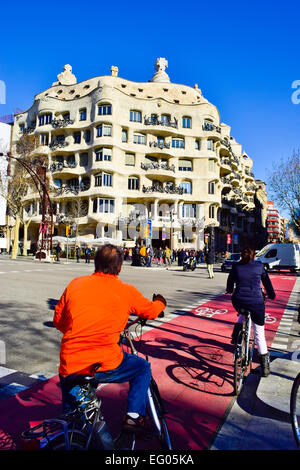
54,243,166,433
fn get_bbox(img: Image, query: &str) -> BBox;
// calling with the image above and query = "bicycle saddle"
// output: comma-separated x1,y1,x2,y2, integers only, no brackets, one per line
239,308,251,316
63,374,96,388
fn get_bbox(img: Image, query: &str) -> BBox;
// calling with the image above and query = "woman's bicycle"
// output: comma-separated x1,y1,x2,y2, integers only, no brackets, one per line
290,371,300,448
21,313,172,450
233,307,255,395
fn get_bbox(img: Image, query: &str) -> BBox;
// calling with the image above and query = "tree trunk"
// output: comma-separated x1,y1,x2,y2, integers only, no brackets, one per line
11,216,21,260
23,221,28,256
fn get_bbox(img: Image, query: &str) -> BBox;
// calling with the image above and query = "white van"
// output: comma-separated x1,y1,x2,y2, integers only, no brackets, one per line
255,243,300,272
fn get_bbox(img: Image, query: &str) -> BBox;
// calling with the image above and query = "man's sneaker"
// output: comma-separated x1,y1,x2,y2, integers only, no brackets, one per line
122,415,151,436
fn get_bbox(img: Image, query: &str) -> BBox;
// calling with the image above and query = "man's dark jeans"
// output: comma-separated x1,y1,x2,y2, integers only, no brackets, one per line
60,353,151,416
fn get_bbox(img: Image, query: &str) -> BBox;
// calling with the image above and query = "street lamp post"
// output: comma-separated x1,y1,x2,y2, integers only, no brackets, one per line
231,221,234,254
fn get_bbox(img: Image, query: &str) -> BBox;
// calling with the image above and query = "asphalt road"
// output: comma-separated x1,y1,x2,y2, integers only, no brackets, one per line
0,256,227,377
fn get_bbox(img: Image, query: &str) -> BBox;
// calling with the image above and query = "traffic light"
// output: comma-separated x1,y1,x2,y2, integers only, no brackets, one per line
66,225,72,236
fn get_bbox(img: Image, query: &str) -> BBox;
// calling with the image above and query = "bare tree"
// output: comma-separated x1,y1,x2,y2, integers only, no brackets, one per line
65,197,88,242
268,150,300,235
0,135,47,258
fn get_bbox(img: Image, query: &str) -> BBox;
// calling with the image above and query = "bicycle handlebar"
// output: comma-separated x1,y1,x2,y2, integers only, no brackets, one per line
125,311,165,329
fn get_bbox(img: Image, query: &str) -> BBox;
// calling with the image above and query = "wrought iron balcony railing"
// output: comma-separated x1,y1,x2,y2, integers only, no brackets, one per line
220,158,232,167
141,162,175,172
49,138,69,150
22,124,36,135
144,116,178,128
142,184,184,195
52,181,90,196
149,140,171,149
51,118,75,129
203,122,221,133
221,176,231,185
49,161,76,172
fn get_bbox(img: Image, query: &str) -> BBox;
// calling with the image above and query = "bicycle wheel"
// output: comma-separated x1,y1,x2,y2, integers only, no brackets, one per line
290,372,300,448
234,330,247,395
147,378,172,450
42,430,88,450
248,336,255,373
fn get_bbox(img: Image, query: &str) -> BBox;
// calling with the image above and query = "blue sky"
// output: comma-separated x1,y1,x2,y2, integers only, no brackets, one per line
0,0,299,203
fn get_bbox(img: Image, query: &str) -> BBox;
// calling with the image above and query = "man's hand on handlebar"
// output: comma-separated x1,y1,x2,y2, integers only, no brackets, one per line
152,293,167,307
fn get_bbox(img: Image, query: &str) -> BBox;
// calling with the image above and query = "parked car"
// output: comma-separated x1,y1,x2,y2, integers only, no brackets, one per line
221,253,241,272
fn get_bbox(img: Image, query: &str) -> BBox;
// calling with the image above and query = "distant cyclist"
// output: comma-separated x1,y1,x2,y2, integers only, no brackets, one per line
226,247,276,377
53,244,166,433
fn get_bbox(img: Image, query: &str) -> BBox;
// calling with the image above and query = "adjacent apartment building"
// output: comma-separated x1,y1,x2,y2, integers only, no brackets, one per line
10,59,267,252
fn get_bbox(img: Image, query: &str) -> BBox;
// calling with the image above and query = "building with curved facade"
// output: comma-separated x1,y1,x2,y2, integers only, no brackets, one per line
11,59,263,252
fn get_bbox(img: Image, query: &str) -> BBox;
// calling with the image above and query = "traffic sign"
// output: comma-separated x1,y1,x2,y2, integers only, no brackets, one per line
148,219,152,237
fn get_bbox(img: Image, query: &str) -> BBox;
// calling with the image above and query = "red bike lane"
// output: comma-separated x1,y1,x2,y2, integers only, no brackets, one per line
0,274,296,450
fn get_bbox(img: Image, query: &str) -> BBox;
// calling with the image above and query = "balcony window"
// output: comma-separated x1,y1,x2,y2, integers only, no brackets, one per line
95,148,112,162
53,179,62,188
73,132,81,144
38,113,52,126
182,204,196,218
125,153,135,166
40,133,49,145
207,139,214,151
182,116,191,129
130,110,141,122
84,129,91,143
161,114,171,125
94,171,112,187
128,176,140,190
172,138,184,149
79,108,87,121
98,104,112,115
96,124,112,137
133,133,146,145
208,181,215,194
180,181,192,194
93,198,115,214
208,159,215,172
209,204,216,218
67,155,75,167
67,178,79,189
178,159,192,171
80,153,88,167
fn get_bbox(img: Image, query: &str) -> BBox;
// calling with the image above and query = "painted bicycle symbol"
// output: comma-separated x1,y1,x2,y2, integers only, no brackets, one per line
194,307,228,318
194,307,277,324
265,313,276,324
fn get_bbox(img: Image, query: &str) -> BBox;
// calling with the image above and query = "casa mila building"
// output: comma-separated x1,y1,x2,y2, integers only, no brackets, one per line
11,59,267,252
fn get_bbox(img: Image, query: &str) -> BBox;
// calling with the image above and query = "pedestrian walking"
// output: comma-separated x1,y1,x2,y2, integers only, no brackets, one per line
147,245,153,267
55,243,62,262
85,246,91,264
76,245,80,263
206,247,215,278
165,246,171,266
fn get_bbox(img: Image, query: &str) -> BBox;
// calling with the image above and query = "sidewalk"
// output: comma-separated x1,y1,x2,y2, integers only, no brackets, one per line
211,276,300,450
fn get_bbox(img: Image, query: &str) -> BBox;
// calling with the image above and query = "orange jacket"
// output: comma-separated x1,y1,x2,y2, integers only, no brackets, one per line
53,272,165,377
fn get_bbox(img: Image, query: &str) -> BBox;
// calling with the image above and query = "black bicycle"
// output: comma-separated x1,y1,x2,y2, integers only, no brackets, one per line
233,308,255,395
121,315,172,450
21,314,172,450
290,371,300,448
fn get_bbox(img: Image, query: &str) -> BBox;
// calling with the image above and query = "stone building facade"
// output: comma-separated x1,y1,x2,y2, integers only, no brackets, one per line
11,59,266,252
